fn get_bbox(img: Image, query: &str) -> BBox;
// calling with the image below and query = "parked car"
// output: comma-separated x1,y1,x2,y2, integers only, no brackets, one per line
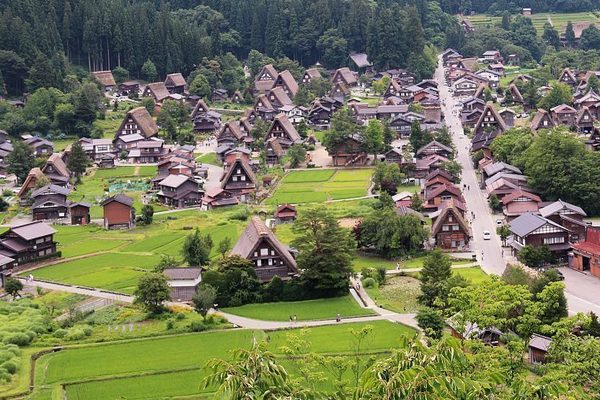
483,230,491,240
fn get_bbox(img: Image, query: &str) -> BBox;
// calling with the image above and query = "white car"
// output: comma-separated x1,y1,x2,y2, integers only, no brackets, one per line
483,230,491,240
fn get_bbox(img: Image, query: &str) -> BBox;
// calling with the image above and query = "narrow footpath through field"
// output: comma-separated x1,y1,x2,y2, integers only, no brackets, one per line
16,278,420,330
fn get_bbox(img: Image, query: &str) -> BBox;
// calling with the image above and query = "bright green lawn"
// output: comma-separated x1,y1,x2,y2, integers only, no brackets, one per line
453,266,492,284
267,169,372,204
223,296,375,321
195,152,219,165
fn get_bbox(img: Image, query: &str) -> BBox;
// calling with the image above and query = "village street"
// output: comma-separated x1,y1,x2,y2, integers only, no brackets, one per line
434,56,600,316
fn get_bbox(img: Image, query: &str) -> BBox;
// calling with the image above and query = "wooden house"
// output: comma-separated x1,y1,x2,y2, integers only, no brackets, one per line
25,136,54,157
329,134,367,167
115,107,159,139
216,121,245,148
502,190,541,221
507,84,524,105
482,50,503,64
550,104,577,127
211,88,228,102
570,226,600,278
274,204,297,224
220,154,257,202
101,194,135,230
273,70,299,98
30,184,71,221
69,202,90,225
126,139,167,164
452,76,480,97
164,268,203,302
528,334,552,364
574,90,600,110
392,192,414,208
92,71,116,92
254,64,278,93
266,114,301,148
42,154,71,187
531,109,555,132
142,82,171,103
509,212,571,263
201,188,239,210
231,90,244,103
431,200,470,250
539,200,588,243
231,216,298,282
414,154,450,179
302,68,322,84
558,68,577,87
157,175,202,208
265,137,285,165
0,221,58,265
119,81,140,96
267,87,293,110
0,255,16,288
471,102,507,151
423,184,464,213
164,73,187,94
499,108,515,127
331,67,357,87
416,140,453,159
17,168,44,198
576,107,594,133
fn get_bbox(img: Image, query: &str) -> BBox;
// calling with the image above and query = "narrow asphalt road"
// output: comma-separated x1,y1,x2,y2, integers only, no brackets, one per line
435,56,600,315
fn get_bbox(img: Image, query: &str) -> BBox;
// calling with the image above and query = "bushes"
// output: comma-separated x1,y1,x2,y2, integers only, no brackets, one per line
189,321,207,332
228,207,250,221
3,332,32,346
362,277,377,289
361,267,386,286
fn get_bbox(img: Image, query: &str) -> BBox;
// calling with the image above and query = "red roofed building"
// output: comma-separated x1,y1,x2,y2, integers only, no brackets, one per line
569,226,600,278
274,204,297,224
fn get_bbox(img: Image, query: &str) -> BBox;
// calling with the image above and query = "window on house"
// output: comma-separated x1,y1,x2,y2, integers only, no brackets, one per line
260,248,269,256
543,236,565,245
442,225,450,231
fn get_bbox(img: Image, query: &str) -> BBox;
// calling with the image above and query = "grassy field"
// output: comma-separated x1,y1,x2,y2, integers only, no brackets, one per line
453,266,492,284
223,296,375,321
266,169,373,204
25,209,249,293
466,12,600,35
365,275,421,313
32,321,415,399
195,152,219,166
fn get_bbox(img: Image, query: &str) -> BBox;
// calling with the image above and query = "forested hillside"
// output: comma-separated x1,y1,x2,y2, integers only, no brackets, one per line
0,0,459,96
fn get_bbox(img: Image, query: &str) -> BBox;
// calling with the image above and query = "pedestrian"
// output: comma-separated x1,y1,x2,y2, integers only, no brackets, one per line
289,315,293,322
396,262,400,270
336,313,341,322
213,303,219,312
293,315,297,323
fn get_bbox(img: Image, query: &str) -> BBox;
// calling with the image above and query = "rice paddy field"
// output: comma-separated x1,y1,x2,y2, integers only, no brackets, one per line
30,321,416,400
466,12,600,35
23,208,248,294
266,169,373,205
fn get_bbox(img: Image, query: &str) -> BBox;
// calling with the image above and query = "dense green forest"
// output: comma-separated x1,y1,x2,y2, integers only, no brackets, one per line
0,0,459,96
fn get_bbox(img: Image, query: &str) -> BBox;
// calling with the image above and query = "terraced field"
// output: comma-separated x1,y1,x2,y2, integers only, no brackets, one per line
266,169,373,205
466,12,600,35
31,321,416,400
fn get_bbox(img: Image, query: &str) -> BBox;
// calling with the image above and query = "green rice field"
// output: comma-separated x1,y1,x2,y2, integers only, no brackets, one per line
32,321,415,400
266,169,373,204
25,210,247,294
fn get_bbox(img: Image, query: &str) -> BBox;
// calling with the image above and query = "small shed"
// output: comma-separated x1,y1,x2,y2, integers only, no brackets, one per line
69,202,91,226
98,154,116,169
528,333,552,364
274,204,297,224
101,194,135,230
164,268,203,302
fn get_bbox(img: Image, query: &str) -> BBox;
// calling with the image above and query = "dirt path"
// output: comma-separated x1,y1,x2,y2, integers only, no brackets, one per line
133,165,141,176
